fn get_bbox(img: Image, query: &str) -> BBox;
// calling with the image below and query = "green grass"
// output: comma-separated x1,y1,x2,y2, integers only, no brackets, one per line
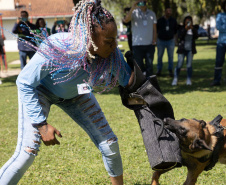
0,41,226,184
1,52,21,69
5,52,20,63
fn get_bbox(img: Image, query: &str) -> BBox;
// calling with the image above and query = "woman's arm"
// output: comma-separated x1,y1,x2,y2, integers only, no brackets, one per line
152,23,157,45
16,52,50,125
17,51,62,145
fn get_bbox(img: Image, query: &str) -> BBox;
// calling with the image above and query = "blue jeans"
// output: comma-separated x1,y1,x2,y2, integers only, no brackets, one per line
213,43,226,83
0,85,123,184
174,50,193,79
157,39,175,72
132,44,155,77
19,51,36,69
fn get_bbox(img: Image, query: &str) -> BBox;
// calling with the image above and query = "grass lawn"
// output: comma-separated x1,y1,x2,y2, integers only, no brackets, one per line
0,40,226,184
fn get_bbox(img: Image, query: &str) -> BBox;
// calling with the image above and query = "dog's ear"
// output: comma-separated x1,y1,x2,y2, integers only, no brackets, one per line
193,119,206,128
189,138,212,151
199,120,206,128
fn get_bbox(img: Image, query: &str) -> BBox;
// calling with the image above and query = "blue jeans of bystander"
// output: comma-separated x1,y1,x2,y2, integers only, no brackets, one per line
19,50,36,69
213,43,226,83
174,50,193,79
132,44,155,77
0,85,123,184
157,39,175,72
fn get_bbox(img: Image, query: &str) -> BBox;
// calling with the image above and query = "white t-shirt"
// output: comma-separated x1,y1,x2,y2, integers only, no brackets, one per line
131,8,157,46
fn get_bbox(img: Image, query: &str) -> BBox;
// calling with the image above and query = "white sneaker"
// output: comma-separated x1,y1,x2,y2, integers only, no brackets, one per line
0,80,2,85
172,78,178,86
186,78,192,85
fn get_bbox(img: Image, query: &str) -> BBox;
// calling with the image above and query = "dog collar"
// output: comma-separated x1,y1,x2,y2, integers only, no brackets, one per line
203,115,224,171
196,153,212,163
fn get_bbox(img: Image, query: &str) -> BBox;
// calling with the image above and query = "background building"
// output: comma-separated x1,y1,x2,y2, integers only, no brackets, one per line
0,0,74,51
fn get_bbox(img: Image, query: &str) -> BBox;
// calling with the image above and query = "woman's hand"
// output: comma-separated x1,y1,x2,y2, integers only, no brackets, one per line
132,1,140,10
38,123,62,146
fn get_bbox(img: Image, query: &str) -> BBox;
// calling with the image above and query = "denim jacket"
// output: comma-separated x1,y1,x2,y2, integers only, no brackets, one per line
16,33,131,125
216,12,226,44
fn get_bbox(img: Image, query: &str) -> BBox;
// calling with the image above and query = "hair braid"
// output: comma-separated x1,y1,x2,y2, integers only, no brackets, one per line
29,0,128,93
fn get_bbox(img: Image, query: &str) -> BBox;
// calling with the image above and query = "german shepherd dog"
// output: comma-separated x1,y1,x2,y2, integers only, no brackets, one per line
151,116,226,185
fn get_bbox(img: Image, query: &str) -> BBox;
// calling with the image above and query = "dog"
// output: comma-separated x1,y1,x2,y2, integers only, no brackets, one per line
151,116,226,185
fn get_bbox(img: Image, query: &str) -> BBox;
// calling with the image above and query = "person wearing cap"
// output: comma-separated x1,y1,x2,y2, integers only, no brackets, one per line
123,0,157,77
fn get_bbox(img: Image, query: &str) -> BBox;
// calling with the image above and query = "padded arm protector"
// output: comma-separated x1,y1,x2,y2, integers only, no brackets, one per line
119,51,182,170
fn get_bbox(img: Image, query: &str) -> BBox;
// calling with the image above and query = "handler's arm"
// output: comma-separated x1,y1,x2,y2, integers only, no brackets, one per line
152,12,157,45
12,22,21,34
16,51,62,145
152,23,157,45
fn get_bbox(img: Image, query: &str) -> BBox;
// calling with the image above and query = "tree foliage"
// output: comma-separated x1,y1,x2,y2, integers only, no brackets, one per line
72,0,225,24
102,0,225,22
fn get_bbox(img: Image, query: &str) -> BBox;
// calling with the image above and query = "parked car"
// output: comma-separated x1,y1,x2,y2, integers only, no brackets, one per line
198,26,208,37
119,31,128,41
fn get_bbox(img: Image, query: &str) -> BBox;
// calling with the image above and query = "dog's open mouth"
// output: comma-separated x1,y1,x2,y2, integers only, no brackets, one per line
163,118,188,140
163,118,178,132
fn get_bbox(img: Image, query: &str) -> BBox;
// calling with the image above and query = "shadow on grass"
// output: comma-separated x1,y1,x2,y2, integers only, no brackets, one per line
8,65,21,69
1,75,17,85
95,57,226,95
195,38,217,46
159,58,226,94
4,55,225,96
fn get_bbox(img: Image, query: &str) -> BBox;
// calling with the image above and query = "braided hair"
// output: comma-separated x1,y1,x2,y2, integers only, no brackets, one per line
35,0,128,92
69,0,115,58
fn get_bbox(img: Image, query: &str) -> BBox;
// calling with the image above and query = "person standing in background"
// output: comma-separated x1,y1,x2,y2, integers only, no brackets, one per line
122,7,133,51
0,34,7,72
35,18,51,37
172,16,198,86
211,0,226,86
52,20,69,34
207,24,212,42
0,34,6,85
123,0,157,77
12,11,37,69
156,7,177,77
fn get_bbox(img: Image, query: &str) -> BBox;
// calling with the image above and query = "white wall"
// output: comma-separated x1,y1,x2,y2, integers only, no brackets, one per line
0,0,15,10
4,40,18,51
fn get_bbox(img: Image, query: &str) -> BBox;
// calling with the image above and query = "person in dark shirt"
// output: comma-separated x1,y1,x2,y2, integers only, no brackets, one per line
12,11,37,69
172,16,198,86
122,7,132,51
51,20,69,34
156,7,177,77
